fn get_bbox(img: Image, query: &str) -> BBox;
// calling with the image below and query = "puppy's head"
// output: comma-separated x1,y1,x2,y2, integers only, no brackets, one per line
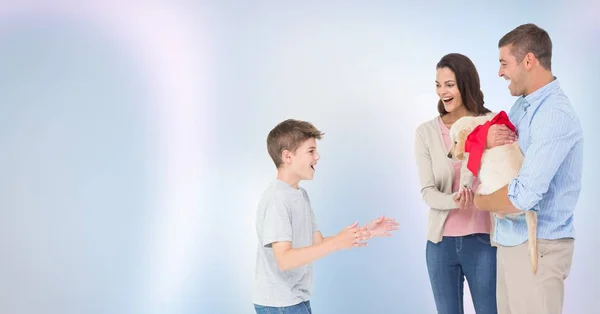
447,116,489,161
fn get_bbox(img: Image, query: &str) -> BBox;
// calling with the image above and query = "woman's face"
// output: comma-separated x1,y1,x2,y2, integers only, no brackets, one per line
436,67,464,113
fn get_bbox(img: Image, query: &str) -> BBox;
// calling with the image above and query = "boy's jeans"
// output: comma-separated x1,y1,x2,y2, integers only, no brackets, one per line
254,301,312,314
426,233,497,314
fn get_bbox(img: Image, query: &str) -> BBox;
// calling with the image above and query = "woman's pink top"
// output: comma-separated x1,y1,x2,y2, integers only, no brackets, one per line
439,117,491,236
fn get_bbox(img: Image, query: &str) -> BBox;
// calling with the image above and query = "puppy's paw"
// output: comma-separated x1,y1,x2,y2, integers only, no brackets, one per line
458,160,473,188
460,174,473,188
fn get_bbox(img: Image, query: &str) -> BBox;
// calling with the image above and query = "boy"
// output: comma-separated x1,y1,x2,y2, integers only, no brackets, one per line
253,119,399,313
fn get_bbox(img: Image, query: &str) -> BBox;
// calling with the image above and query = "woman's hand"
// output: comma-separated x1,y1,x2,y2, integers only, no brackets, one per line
453,186,474,209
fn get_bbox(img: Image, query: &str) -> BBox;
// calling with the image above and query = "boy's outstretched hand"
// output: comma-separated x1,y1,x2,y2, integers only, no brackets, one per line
334,222,371,249
366,216,399,237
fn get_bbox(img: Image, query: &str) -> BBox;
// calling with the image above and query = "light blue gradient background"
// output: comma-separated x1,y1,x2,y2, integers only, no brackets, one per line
0,1,597,314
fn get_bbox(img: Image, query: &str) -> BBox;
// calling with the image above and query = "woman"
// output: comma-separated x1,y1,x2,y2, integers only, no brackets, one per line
414,53,497,314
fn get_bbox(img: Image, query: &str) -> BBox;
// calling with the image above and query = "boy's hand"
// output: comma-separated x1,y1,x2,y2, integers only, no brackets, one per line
334,222,371,249
366,216,399,237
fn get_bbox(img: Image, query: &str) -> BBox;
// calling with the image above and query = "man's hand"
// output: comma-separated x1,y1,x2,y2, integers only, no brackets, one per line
365,216,399,237
486,124,517,149
334,222,371,249
453,187,473,209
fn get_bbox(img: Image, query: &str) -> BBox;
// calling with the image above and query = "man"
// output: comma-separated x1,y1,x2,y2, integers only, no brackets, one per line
474,23,583,314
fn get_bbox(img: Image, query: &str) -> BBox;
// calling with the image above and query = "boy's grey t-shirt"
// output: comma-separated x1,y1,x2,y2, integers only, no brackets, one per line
253,180,319,307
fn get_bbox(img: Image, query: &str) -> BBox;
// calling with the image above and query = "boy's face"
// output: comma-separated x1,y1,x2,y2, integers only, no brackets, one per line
286,138,320,181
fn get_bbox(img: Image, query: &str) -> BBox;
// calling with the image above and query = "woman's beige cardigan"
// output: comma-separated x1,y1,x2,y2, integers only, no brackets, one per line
414,116,496,245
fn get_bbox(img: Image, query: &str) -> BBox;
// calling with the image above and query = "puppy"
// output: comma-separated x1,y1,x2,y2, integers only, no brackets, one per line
447,114,539,274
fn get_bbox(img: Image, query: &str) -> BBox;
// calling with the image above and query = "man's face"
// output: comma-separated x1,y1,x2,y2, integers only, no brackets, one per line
498,45,527,97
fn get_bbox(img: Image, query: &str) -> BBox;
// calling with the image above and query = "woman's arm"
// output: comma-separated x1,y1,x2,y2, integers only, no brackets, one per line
414,128,458,210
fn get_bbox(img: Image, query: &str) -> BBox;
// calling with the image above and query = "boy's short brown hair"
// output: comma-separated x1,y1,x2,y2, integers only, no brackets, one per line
267,119,324,168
